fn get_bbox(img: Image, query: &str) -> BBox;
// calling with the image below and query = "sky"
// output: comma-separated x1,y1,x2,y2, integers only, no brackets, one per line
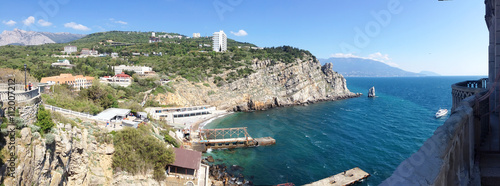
0,0,489,76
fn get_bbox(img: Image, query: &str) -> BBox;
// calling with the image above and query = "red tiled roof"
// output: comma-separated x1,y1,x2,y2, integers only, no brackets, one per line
114,72,131,78
170,148,201,170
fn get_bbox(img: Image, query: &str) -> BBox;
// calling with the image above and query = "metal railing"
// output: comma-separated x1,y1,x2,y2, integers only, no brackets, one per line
44,104,94,119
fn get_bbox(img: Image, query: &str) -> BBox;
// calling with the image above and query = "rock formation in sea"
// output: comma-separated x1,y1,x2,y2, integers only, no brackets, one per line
368,86,375,97
154,58,360,111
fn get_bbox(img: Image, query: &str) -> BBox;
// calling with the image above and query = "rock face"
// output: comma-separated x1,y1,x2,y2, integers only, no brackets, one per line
1,120,175,186
0,29,85,46
368,86,375,97
155,58,359,111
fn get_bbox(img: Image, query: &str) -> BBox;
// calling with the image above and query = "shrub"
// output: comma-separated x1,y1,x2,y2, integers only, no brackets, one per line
35,105,55,133
94,130,113,144
14,117,25,129
29,125,41,133
45,133,55,144
164,134,180,148
112,126,175,181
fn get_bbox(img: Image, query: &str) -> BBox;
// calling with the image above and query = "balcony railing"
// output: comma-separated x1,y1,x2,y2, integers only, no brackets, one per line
451,78,488,110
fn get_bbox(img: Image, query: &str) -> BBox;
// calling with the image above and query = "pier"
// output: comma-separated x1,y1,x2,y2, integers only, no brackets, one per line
192,127,275,152
305,167,370,186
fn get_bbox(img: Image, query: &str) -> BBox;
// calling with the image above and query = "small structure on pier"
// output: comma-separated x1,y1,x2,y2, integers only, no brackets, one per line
193,127,275,152
305,167,370,186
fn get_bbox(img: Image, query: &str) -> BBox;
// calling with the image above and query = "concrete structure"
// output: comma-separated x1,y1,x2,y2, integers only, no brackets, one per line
382,1,500,185
212,30,227,52
145,106,215,123
192,33,200,38
113,65,154,75
305,167,370,186
194,127,276,152
51,59,74,69
111,52,119,58
40,74,94,90
63,45,77,54
167,148,201,177
99,72,132,87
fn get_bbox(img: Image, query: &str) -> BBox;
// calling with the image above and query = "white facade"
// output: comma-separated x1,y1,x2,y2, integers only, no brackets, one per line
113,65,153,75
64,45,77,54
193,33,201,38
145,106,215,123
212,30,227,52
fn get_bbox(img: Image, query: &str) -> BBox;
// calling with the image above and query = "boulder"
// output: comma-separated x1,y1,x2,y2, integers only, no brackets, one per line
105,146,115,155
207,156,215,163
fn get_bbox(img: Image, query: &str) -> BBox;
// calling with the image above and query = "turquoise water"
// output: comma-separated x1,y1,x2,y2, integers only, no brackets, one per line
204,76,485,185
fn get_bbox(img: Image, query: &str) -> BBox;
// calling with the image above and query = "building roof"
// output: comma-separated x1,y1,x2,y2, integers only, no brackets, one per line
170,148,201,170
40,74,94,84
94,108,131,121
115,72,131,78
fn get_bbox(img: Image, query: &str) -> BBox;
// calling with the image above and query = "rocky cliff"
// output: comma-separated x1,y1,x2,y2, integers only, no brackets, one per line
0,121,167,186
154,58,359,111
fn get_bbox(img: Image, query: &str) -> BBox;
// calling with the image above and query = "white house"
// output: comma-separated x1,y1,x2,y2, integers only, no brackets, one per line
63,45,77,54
51,59,74,69
113,65,154,75
193,33,201,38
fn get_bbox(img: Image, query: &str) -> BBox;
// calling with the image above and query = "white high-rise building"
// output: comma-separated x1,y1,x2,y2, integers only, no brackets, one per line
212,30,227,52
193,33,201,38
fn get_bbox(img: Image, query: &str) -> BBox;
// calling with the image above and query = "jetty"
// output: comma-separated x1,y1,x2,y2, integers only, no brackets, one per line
304,167,370,186
192,127,275,152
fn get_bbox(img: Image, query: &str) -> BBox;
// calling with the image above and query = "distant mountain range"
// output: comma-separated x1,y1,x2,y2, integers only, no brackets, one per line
319,57,440,77
0,29,85,46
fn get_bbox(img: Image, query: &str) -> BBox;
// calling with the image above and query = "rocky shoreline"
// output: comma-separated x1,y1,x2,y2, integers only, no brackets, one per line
233,93,363,112
203,156,254,186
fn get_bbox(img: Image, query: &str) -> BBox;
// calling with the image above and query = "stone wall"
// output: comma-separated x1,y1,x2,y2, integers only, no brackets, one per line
381,95,480,185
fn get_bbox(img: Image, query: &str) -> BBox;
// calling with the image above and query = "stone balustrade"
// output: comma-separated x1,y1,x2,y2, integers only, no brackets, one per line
452,78,487,110
381,83,490,185
0,83,40,102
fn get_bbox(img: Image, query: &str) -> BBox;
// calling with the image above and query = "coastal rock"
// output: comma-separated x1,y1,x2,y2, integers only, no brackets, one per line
207,156,215,163
368,86,376,97
156,58,359,111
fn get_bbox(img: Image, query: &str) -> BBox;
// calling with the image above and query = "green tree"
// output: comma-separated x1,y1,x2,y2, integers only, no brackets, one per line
35,105,54,133
112,126,175,181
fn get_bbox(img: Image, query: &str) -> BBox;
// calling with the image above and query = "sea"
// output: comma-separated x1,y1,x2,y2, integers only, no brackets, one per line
203,76,485,186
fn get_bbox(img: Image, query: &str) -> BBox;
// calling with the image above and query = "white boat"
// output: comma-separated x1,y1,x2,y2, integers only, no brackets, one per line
435,108,448,118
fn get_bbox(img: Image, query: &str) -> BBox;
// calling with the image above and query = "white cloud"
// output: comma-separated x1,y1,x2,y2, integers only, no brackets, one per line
330,52,399,67
116,20,127,25
230,29,248,36
23,16,35,26
109,18,127,25
38,19,52,27
64,22,90,31
2,20,16,26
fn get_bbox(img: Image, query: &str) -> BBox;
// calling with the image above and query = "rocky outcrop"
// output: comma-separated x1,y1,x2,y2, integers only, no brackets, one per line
1,119,176,186
368,86,375,97
155,58,360,111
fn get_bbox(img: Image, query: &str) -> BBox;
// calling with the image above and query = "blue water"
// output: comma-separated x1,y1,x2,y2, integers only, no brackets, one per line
204,76,485,185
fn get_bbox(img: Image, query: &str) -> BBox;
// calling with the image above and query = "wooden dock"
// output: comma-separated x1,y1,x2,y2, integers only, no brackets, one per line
304,167,370,186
